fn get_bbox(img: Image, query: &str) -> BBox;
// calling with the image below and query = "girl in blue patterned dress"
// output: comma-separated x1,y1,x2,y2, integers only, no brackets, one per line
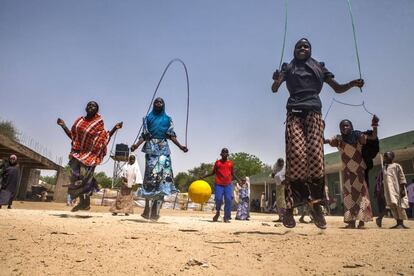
236,177,250,220
131,98,188,220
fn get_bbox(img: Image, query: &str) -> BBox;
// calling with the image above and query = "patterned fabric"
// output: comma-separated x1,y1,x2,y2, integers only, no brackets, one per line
285,111,325,208
334,136,373,222
71,114,109,166
138,103,178,200
109,185,134,214
236,187,249,220
141,121,175,156
68,158,98,198
138,154,176,200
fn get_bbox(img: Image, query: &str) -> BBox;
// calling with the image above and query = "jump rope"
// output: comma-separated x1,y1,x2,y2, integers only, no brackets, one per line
101,58,191,170
277,0,374,122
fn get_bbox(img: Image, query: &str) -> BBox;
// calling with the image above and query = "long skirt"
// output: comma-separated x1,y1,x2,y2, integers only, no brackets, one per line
0,189,13,205
339,141,373,223
236,198,249,220
139,154,177,200
68,158,98,199
109,185,134,214
285,111,325,208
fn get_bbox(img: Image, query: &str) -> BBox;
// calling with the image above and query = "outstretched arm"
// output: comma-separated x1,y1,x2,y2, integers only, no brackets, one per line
366,115,379,140
57,118,72,140
109,122,123,140
201,168,215,179
169,136,188,153
325,78,364,94
232,170,242,184
324,137,339,147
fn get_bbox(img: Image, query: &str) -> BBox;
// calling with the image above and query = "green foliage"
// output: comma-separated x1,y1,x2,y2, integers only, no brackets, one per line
0,120,19,141
174,152,267,192
175,172,191,192
174,162,214,192
94,171,113,189
188,162,214,183
40,174,57,185
230,152,264,178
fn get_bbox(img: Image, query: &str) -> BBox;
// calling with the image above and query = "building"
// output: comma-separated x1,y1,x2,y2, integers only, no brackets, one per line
0,133,69,202
250,130,414,215
325,130,414,215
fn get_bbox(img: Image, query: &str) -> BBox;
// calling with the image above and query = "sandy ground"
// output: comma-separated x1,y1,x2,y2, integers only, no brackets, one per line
0,202,413,276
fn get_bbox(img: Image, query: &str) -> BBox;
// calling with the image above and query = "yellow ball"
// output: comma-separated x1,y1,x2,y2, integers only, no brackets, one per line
188,180,212,204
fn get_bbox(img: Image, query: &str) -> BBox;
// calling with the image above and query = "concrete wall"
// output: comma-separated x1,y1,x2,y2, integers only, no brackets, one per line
27,169,40,192
53,168,70,203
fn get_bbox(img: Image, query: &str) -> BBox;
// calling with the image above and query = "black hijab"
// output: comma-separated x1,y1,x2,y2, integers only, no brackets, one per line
288,38,324,82
340,119,362,145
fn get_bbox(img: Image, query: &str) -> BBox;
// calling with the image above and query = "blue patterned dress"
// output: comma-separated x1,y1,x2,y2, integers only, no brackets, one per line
138,106,178,200
236,187,250,220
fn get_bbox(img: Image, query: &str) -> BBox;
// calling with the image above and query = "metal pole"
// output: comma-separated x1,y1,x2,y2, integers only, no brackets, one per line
111,159,116,189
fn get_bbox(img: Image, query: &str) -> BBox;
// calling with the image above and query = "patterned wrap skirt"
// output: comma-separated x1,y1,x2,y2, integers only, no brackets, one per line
285,111,325,208
109,185,134,214
68,158,98,199
339,140,373,222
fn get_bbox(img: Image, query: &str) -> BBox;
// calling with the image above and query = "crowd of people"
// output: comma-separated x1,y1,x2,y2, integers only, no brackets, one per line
1,38,412,230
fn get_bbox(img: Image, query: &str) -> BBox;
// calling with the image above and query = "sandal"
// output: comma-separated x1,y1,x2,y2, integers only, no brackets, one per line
375,217,382,228
309,203,327,229
357,221,365,229
344,221,356,229
282,208,296,228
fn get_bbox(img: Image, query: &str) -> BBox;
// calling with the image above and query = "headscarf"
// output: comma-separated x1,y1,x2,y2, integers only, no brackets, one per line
145,97,172,139
294,38,312,60
339,119,362,145
122,155,143,188
287,38,324,83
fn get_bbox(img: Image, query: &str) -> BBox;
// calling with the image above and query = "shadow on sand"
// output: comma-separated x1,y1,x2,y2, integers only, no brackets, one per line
120,219,169,225
50,214,99,219
232,230,291,236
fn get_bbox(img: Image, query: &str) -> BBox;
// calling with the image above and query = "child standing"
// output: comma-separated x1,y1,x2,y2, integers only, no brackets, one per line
203,148,239,223
382,151,410,229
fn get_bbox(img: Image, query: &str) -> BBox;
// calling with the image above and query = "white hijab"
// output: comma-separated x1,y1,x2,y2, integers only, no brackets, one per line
122,157,143,188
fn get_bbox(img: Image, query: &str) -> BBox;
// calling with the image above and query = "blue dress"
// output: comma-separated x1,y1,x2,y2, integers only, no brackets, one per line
138,107,178,200
236,187,250,220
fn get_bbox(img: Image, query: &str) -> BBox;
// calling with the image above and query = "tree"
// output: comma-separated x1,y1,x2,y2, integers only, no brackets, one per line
174,162,214,192
174,172,191,192
40,174,57,185
0,120,19,141
174,152,267,192
94,171,113,188
230,152,264,178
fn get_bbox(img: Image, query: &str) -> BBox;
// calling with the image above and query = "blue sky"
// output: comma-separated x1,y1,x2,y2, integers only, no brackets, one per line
1,0,413,176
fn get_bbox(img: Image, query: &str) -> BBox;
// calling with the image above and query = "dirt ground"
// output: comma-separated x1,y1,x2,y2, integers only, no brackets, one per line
0,202,413,276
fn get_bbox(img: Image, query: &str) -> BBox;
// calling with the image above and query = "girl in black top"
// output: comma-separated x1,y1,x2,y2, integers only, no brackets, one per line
271,38,364,229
